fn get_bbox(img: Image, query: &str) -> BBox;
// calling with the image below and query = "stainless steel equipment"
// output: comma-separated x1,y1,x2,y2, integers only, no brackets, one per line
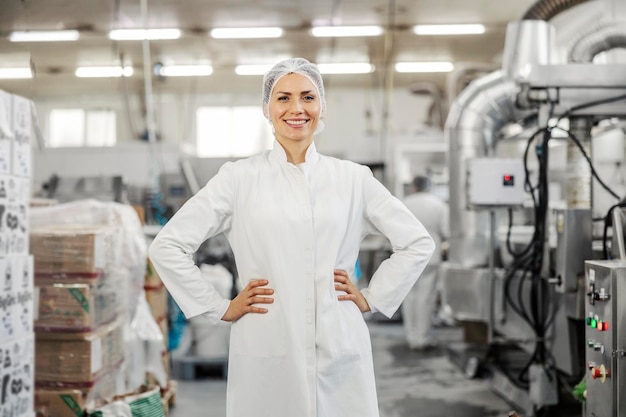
442,0,626,414
584,260,626,417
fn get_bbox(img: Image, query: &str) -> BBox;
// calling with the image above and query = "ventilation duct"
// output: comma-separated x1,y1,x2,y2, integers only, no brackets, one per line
445,71,531,266
568,22,626,62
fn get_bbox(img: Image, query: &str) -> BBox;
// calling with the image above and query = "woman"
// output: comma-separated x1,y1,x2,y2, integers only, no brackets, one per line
148,57,435,417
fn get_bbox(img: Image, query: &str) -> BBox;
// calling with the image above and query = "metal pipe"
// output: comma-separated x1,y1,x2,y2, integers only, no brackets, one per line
565,117,593,208
521,0,594,21
445,70,531,266
568,22,626,63
502,20,556,82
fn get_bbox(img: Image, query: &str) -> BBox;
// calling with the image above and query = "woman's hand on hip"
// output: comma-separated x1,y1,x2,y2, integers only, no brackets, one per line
221,279,274,322
334,269,371,313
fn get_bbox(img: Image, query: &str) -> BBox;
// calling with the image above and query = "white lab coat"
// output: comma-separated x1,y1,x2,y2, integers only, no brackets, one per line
148,141,435,417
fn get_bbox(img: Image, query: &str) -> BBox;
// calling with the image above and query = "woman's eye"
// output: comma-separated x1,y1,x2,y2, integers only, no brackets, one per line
303,95,315,101
277,96,288,101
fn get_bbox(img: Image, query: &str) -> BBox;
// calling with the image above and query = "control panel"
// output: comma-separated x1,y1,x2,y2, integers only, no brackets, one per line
584,260,626,417
466,158,526,207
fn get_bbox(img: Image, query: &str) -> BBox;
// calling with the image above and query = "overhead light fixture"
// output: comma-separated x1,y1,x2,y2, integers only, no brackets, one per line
412,24,485,35
75,66,134,78
9,30,80,42
235,64,274,75
317,63,374,74
158,65,213,77
0,67,33,79
210,27,283,39
395,62,454,73
109,29,181,40
310,26,383,37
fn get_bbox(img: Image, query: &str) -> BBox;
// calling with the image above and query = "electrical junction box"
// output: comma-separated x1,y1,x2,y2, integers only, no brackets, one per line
467,158,526,207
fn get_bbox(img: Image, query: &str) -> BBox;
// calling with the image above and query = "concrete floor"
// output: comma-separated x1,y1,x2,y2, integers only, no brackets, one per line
167,320,584,417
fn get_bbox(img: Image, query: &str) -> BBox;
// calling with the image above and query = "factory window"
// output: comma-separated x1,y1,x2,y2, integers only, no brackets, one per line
48,109,116,147
196,106,273,157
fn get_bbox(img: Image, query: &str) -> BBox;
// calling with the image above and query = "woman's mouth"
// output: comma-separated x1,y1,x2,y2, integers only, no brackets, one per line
285,119,308,126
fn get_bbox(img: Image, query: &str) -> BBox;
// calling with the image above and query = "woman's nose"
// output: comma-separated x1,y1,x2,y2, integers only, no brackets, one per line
289,100,303,113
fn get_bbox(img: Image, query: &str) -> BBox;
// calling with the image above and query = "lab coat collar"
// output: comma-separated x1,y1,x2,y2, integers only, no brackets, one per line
270,140,320,167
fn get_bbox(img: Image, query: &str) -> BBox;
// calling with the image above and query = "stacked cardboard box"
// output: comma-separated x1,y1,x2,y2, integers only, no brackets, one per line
31,226,126,416
0,89,34,417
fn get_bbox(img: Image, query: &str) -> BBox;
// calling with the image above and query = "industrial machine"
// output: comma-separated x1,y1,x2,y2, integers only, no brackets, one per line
584,260,626,417
440,0,626,414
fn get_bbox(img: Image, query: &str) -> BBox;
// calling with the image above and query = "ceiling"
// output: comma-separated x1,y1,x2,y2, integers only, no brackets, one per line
0,0,537,98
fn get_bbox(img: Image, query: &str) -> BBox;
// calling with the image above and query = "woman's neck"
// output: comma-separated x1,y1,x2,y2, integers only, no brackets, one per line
278,138,312,164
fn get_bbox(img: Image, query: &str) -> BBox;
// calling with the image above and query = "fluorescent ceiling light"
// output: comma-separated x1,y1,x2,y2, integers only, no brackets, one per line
395,62,454,73
109,29,181,40
310,26,383,37
235,64,274,75
317,63,374,74
0,67,33,79
159,65,213,77
210,27,283,39
413,24,485,35
9,30,80,42
75,66,134,78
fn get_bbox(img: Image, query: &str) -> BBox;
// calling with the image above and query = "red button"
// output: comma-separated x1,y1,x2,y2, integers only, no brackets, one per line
592,368,601,379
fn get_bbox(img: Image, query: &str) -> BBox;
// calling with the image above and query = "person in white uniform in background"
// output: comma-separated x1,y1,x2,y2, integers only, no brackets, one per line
401,175,450,351
148,57,435,417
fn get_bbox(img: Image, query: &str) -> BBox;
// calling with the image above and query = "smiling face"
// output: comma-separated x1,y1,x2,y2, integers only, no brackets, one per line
268,73,321,148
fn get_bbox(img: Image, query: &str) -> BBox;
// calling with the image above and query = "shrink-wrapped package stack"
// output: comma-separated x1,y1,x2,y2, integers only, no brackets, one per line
30,200,167,416
0,89,35,417
31,224,126,415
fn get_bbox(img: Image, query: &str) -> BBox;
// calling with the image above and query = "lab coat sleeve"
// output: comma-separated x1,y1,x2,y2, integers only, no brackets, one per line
359,167,436,318
148,162,236,323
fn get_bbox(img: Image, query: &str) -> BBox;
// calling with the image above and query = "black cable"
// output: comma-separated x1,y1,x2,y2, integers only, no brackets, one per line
556,128,620,200
555,92,626,125
499,92,626,389
501,124,554,384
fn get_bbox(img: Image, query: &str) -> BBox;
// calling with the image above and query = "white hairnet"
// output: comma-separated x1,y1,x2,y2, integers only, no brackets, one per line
262,58,326,134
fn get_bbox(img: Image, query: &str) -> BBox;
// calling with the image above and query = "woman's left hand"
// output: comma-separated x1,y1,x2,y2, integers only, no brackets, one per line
334,269,371,313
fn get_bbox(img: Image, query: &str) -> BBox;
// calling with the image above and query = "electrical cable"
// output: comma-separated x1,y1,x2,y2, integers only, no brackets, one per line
555,92,626,126
499,91,626,392
555,128,620,200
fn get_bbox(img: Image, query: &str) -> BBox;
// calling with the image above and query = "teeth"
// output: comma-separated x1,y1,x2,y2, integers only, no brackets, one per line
286,120,307,125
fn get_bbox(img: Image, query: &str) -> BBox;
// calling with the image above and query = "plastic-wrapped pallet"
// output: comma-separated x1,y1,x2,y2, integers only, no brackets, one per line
31,225,124,333
30,200,167,396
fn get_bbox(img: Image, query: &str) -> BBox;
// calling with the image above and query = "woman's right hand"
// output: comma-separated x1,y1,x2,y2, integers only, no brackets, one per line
221,279,274,322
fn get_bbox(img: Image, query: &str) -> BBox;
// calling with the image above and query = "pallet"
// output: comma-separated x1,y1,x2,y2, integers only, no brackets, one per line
171,356,228,380
161,380,177,415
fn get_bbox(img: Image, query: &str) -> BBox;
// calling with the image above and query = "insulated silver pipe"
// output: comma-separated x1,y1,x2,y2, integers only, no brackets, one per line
565,118,593,208
445,71,528,266
502,20,556,81
568,22,626,63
